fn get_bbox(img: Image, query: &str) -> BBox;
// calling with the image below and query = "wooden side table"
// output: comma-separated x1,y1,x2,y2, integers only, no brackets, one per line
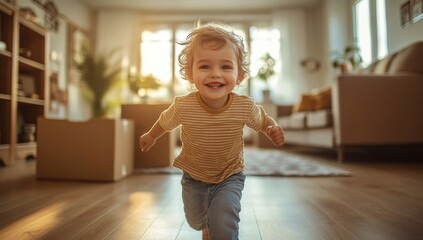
121,103,176,168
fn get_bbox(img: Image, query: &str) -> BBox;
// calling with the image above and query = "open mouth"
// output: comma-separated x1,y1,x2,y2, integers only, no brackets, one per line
205,82,225,89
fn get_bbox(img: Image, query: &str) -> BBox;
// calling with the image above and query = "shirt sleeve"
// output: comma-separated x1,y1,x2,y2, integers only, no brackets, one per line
158,97,181,131
246,100,267,132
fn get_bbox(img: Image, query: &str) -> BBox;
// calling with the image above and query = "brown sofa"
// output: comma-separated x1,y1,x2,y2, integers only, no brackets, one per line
277,41,423,162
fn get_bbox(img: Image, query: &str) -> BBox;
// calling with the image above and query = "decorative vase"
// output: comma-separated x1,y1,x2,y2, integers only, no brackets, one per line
0,41,6,51
23,124,36,142
340,61,353,74
262,89,271,103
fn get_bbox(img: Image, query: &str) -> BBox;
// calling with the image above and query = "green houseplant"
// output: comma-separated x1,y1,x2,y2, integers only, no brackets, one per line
256,52,276,102
331,43,363,73
75,46,123,118
128,73,162,101
257,52,276,83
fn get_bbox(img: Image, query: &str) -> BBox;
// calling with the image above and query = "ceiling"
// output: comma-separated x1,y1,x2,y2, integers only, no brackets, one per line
77,0,322,13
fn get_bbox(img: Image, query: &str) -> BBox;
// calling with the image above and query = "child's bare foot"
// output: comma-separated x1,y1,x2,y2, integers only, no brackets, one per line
202,228,208,240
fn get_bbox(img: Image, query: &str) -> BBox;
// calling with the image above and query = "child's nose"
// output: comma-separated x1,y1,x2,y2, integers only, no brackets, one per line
210,68,221,78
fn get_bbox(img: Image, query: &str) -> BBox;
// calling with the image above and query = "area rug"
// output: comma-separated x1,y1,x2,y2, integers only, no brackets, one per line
135,147,352,177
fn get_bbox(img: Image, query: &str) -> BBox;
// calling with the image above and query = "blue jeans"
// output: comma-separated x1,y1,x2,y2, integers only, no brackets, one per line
181,172,245,240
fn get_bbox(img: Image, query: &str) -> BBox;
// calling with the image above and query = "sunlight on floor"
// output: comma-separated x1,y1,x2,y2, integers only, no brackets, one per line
0,201,66,239
129,192,156,206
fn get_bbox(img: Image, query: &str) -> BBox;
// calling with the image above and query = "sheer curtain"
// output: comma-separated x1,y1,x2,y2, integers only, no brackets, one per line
272,10,308,105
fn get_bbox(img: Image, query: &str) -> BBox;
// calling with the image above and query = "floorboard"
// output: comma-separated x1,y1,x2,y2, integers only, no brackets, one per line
0,148,422,240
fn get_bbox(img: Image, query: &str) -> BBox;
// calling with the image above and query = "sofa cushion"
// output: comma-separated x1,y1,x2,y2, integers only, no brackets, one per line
277,116,290,129
277,112,307,130
288,112,307,129
388,41,423,74
292,94,316,112
306,110,332,128
293,87,332,112
373,53,397,74
361,61,378,73
313,87,332,110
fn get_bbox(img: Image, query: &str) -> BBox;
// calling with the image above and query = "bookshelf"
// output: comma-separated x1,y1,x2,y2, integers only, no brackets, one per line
0,1,48,166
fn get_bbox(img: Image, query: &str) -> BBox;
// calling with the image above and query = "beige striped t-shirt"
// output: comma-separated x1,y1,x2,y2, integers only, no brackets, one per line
159,91,267,184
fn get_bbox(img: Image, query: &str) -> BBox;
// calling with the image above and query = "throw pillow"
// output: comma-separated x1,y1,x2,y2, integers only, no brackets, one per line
314,87,332,110
388,41,423,74
373,53,397,74
292,94,316,112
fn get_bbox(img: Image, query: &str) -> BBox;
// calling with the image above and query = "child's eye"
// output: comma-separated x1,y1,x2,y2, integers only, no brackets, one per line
199,65,210,69
222,65,233,70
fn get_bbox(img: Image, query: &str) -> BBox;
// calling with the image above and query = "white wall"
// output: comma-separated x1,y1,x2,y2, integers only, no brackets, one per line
272,9,308,104
386,0,423,52
319,0,352,87
304,5,325,90
95,10,140,67
54,0,91,30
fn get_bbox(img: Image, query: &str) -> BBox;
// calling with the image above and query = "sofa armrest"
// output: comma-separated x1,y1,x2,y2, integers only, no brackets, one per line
332,74,423,145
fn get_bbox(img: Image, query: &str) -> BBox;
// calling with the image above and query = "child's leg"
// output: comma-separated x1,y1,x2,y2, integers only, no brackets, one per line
181,172,208,231
207,172,245,240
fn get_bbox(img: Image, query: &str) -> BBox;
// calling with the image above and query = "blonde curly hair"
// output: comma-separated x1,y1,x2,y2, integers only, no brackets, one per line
178,23,249,84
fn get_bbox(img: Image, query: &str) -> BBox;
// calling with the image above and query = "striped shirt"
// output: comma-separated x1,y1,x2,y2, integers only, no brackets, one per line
159,91,267,184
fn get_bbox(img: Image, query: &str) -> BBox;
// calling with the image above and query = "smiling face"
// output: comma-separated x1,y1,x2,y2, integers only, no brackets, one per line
190,41,240,109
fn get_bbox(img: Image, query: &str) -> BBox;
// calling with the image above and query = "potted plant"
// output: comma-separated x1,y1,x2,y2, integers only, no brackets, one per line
256,52,276,103
331,43,363,73
128,73,162,102
76,46,123,118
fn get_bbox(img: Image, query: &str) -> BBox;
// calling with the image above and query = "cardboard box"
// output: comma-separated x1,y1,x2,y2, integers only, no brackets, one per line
121,103,176,168
36,118,134,181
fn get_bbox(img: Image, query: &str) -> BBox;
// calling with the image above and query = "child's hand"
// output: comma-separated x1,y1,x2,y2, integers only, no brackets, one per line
139,133,156,152
266,125,285,147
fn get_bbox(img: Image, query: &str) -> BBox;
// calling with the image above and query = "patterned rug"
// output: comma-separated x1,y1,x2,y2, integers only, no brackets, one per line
135,147,352,177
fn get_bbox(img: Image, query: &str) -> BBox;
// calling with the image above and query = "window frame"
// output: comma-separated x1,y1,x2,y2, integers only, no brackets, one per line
352,0,388,65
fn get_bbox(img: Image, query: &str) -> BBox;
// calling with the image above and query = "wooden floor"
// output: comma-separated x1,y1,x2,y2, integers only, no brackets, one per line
0,148,423,240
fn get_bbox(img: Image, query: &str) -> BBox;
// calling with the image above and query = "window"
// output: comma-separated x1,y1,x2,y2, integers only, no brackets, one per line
138,22,281,102
249,26,280,102
354,0,372,66
376,0,387,58
140,28,173,100
353,0,388,66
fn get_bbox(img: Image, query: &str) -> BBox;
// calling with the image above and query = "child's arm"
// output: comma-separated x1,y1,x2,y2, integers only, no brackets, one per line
261,115,285,147
139,120,166,152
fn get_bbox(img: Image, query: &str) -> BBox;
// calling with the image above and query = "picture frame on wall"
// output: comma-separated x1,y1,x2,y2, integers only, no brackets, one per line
401,1,411,28
68,24,89,84
411,0,423,22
